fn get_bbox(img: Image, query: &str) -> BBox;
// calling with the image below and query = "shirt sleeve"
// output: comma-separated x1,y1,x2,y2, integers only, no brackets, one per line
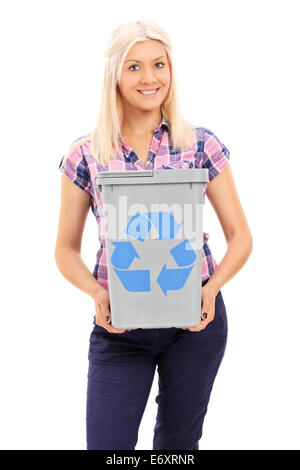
58,145,92,195
201,128,231,182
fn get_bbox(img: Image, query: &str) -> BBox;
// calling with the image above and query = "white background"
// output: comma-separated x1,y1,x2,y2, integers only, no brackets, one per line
1,0,299,450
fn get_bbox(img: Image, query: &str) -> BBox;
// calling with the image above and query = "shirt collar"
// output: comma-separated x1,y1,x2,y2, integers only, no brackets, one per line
155,114,170,133
119,114,170,155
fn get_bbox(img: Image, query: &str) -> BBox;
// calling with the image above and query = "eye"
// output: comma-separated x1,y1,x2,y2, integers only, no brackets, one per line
128,64,140,71
128,62,165,71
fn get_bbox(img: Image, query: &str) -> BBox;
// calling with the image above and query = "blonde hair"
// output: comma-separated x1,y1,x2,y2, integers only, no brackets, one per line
89,19,197,166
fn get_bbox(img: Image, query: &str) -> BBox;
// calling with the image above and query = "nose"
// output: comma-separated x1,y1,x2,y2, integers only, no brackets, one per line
140,65,158,85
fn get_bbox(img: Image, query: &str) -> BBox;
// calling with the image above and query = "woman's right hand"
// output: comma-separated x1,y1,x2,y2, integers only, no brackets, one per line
92,286,130,334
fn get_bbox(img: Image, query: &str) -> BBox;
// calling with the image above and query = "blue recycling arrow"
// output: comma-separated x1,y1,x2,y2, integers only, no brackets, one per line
111,241,140,269
156,264,194,296
124,213,151,241
146,211,183,239
114,212,196,295
113,267,150,292
170,239,196,266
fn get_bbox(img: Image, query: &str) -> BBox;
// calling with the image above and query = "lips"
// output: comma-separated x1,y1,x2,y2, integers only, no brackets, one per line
137,88,160,93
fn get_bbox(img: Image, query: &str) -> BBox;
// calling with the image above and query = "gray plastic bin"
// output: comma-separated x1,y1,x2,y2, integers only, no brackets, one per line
96,168,209,329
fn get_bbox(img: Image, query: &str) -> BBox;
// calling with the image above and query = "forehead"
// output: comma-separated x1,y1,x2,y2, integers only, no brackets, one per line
125,39,166,61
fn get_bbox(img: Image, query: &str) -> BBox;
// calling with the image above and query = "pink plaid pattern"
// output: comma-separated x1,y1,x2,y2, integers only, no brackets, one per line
58,115,230,290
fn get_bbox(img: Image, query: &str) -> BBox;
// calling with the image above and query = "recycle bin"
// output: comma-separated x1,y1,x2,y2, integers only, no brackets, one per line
96,168,209,329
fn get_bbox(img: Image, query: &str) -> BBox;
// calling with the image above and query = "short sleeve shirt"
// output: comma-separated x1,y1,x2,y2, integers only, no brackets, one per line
58,115,230,290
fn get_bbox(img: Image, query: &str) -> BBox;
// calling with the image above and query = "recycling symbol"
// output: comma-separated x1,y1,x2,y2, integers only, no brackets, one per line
110,212,197,296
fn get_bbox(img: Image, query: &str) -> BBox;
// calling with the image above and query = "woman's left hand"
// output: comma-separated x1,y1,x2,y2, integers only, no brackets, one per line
180,282,218,332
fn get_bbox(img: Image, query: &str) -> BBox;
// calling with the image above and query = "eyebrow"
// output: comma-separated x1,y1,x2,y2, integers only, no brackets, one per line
125,56,166,64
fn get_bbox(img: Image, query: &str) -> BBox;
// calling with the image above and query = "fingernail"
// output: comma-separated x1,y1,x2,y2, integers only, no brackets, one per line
105,316,110,323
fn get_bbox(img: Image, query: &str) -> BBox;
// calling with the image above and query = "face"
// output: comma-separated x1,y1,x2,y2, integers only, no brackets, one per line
118,39,171,113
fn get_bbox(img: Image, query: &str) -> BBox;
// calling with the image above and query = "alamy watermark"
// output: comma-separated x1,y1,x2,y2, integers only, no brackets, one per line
102,195,204,250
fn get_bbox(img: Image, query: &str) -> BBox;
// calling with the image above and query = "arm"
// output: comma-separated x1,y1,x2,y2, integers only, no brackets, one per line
54,173,126,333
205,163,253,294
54,173,101,298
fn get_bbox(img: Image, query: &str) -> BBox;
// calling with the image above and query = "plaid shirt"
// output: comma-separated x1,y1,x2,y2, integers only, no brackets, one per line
58,115,230,290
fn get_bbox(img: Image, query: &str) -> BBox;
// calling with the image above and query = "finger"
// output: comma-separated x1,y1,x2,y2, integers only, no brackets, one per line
189,326,205,332
184,326,197,331
187,310,210,331
101,302,111,325
95,319,126,333
197,317,215,331
105,316,127,334
201,302,211,318
104,315,126,333
188,325,203,332
107,326,127,334
102,320,126,333
96,308,126,333
189,319,210,332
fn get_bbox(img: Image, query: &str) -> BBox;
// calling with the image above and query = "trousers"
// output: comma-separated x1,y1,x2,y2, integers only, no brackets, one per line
86,279,228,450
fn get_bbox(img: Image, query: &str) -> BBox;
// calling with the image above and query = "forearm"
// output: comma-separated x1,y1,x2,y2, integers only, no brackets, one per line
207,232,253,293
55,246,103,298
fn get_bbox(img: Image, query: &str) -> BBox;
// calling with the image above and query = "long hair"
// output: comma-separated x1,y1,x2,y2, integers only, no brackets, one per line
89,19,197,166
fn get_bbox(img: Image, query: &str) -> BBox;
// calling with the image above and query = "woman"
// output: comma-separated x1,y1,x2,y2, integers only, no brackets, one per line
55,20,252,450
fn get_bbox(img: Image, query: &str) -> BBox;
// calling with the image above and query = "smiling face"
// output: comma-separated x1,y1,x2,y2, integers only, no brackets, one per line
118,39,171,114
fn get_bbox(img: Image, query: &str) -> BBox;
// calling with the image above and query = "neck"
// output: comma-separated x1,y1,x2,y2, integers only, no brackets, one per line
121,109,163,137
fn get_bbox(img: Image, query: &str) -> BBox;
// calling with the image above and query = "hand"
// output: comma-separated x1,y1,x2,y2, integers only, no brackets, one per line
180,282,218,332
92,286,129,334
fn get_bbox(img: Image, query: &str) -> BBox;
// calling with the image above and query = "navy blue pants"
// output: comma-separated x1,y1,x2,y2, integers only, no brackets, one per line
86,279,228,450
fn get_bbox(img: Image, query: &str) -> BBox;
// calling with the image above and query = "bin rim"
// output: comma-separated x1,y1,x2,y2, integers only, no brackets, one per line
96,168,209,186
